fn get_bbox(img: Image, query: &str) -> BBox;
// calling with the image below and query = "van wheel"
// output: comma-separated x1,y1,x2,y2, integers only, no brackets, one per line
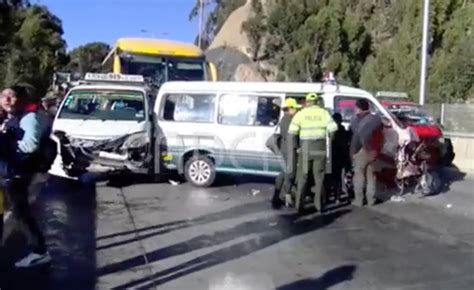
184,156,216,187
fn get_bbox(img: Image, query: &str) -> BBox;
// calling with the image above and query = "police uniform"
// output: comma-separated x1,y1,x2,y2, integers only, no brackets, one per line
289,93,337,214
272,98,301,208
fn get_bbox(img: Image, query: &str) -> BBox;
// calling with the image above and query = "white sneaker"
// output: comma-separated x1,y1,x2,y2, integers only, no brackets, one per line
15,252,52,268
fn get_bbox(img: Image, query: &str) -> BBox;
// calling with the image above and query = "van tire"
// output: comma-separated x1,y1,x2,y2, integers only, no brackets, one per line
184,155,216,187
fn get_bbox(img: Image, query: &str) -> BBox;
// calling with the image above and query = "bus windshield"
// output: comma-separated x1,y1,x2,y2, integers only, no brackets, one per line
58,90,146,121
120,54,206,84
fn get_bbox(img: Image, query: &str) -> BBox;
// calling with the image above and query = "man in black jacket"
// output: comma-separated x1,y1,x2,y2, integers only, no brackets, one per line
272,98,302,209
331,113,351,202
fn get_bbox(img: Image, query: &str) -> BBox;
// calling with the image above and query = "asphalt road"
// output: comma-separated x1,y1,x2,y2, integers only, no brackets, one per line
1,172,474,290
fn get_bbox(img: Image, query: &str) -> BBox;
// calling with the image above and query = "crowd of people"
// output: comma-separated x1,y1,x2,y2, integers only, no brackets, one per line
0,85,61,268
271,93,384,214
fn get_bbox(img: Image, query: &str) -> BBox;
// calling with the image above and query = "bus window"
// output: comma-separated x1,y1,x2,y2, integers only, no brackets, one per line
167,59,205,81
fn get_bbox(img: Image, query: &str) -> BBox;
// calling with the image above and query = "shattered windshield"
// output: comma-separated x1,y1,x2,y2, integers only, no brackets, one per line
58,90,146,121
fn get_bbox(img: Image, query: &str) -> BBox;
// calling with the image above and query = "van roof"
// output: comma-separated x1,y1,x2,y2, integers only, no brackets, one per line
158,81,372,97
116,38,203,57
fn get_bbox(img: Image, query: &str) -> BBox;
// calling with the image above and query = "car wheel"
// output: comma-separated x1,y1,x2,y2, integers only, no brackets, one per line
184,155,216,187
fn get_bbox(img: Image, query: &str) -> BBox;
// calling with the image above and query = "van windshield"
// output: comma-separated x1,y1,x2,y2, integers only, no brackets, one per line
58,90,146,121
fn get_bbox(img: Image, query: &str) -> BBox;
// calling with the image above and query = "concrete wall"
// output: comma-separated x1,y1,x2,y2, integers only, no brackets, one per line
450,137,474,172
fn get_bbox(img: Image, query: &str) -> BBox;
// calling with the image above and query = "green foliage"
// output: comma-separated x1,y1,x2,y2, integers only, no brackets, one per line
65,42,111,75
0,2,67,99
236,0,473,102
262,0,372,84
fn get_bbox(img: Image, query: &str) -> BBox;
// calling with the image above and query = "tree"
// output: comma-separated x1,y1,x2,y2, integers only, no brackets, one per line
64,42,111,75
231,0,473,102
0,2,67,99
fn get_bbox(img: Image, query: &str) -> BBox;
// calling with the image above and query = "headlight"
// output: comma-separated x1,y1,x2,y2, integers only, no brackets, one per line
121,131,150,149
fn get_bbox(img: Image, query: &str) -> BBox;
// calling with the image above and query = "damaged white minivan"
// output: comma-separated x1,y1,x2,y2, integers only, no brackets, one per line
50,74,417,188
49,73,154,179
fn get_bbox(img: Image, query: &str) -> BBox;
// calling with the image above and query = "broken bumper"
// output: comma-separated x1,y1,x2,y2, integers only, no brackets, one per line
50,131,151,179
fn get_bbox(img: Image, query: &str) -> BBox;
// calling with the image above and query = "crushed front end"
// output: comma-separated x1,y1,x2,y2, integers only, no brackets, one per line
52,130,152,178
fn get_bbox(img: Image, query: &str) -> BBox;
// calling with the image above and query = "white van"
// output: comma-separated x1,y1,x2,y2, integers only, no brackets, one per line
49,73,153,179
50,77,414,185
154,81,413,187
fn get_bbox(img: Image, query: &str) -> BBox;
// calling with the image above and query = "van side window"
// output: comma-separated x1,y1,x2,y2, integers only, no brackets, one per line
334,96,380,123
219,94,256,125
162,93,215,123
218,94,282,126
256,96,281,126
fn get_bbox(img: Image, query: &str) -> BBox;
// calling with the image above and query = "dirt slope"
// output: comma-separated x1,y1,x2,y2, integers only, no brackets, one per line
206,0,267,81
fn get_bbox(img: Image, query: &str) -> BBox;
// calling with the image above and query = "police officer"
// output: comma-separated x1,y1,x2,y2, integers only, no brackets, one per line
289,93,337,214
272,98,302,209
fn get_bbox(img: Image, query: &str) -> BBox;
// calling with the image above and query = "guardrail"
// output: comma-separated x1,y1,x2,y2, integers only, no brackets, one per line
444,131,474,139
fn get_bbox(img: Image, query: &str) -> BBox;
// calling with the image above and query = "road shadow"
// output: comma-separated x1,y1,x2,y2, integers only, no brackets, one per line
96,200,271,250
277,264,356,290
213,173,276,187
101,209,350,289
106,172,183,188
0,176,97,290
444,164,467,182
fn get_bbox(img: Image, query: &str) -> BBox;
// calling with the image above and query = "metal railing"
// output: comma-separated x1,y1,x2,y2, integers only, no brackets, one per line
424,104,474,138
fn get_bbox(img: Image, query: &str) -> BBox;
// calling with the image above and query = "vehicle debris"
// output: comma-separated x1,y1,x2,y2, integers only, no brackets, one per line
169,180,180,186
251,189,261,196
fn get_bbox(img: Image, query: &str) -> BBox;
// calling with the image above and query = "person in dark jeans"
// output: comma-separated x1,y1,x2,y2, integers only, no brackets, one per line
272,98,302,209
1,86,51,268
350,99,383,206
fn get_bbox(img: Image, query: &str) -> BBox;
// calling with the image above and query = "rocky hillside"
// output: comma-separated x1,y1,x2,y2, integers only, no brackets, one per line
205,0,268,81
200,0,473,103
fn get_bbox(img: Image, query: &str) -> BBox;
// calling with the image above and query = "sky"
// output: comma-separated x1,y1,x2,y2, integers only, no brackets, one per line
39,0,201,50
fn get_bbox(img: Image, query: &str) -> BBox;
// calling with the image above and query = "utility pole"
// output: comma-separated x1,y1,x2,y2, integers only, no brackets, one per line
419,0,430,106
197,0,205,49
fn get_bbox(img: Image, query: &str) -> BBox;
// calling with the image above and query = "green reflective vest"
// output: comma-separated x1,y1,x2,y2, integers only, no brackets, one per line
288,105,337,140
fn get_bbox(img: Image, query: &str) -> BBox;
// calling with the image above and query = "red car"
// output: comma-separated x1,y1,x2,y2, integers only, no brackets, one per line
380,101,442,139
336,99,454,166
380,100,454,166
